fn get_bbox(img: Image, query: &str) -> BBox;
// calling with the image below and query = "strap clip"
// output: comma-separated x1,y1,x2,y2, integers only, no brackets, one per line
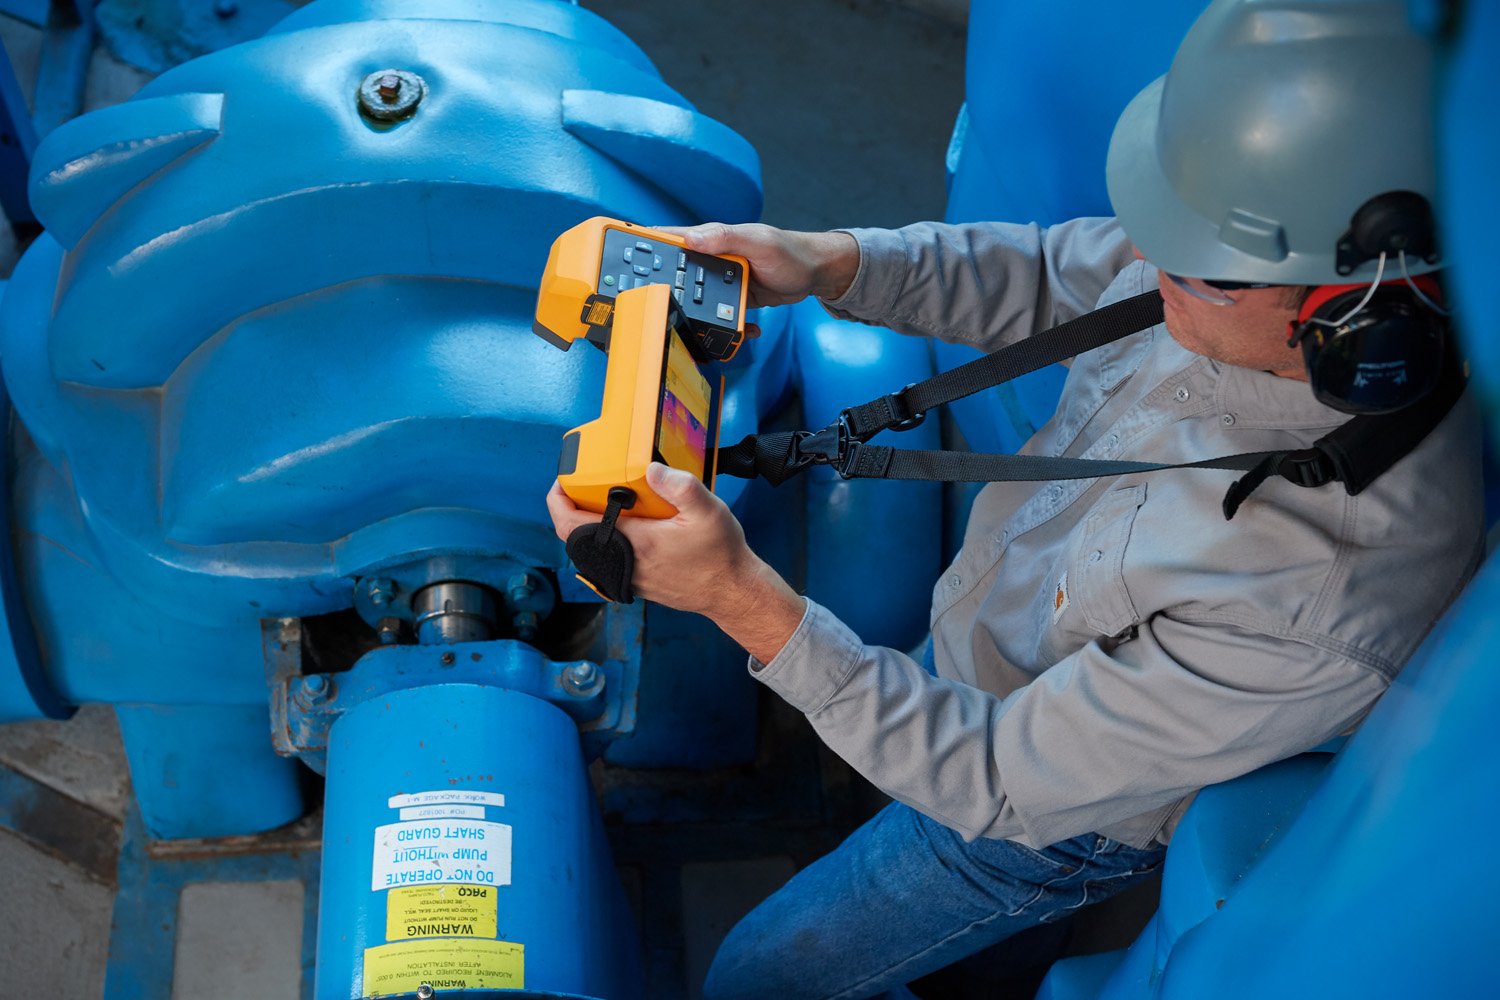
1277,449,1337,488
785,416,868,479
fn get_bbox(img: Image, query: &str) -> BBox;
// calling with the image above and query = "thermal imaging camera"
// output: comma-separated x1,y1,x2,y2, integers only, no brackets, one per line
534,218,748,601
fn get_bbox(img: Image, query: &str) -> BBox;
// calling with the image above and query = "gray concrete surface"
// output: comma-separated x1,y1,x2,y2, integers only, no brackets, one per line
0,825,113,998
172,881,306,1000
579,0,967,232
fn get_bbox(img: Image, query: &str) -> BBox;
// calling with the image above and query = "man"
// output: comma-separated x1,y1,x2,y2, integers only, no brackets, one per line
547,1,1483,997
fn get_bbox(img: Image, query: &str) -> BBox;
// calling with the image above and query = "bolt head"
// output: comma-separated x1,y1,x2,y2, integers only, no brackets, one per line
366,577,396,607
416,985,435,1000
296,674,332,706
513,610,540,642
506,572,536,604
358,69,425,123
562,661,603,696
376,616,402,645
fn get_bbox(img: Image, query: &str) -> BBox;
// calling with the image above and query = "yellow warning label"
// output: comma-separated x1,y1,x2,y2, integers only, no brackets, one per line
363,938,524,994
386,884,498,941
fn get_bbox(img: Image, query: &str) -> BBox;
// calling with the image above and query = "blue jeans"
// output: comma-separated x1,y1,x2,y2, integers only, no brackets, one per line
704,643,1165,1000
702,803,1165,1000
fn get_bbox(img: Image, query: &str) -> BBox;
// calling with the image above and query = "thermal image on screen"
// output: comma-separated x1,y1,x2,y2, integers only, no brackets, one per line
657,327,712,480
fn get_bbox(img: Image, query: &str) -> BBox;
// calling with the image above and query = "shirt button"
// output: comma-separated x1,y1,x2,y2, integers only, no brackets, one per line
1221,412,1236,426
948,575,963,589
1174,386,1191,403
1089,550,1103,563
1105,434,1119,449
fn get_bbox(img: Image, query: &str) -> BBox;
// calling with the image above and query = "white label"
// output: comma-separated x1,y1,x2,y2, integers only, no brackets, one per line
388,791,506,810
399,804,485,821
372,821,512,892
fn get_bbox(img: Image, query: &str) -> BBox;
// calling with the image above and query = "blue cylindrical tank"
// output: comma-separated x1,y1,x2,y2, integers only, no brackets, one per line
319,682,641,999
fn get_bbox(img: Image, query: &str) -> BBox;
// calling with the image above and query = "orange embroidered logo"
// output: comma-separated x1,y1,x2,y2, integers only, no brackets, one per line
1052,571,1070,623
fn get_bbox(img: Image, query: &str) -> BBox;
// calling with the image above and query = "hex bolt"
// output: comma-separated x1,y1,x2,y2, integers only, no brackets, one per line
562,661,603,697
441,651,456,667
376,616,402,645
366,577,396,608
416,986,434,1000
297,674,331,705
506,573,536,605
513,611,539,642
357,69,426,123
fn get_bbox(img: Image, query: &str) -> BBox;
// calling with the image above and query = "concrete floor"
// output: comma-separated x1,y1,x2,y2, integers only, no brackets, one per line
0,2,1160,998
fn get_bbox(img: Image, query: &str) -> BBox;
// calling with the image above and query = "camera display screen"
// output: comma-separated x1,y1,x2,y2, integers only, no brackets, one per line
656,326,712,480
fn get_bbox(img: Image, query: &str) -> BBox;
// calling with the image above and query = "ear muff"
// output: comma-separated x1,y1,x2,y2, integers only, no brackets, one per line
1288,274,1447,415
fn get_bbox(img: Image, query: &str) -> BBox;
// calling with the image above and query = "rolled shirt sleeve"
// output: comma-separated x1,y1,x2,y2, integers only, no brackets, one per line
819,217,1137,352
752,600,1389,849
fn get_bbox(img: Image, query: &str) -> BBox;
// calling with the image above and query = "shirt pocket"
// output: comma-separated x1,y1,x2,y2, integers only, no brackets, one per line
1059,484,1148,640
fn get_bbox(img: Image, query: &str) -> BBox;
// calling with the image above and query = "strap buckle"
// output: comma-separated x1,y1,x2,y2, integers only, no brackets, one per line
1277,449,1336,488
786,416,866,479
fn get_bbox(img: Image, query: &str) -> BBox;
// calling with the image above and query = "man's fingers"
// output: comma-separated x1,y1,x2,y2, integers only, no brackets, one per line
653,222,731,254
545,480,600,541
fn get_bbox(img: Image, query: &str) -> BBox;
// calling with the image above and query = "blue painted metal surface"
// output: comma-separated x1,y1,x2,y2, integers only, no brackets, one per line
0,38,39,229
95,0,297,74
941,0,1204,458
33,0,97,136
115,702,306,839
269,626,642,770
318,683,641,999
790,297,943,648
0,0,783,821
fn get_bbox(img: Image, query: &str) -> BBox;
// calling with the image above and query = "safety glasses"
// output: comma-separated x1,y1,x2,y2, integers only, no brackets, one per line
1161,272,1277,306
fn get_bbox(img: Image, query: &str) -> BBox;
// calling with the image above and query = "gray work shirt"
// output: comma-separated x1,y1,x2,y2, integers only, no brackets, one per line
750,217,1483,849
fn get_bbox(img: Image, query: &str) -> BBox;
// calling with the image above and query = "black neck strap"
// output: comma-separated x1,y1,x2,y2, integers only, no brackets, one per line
716,291,1465,520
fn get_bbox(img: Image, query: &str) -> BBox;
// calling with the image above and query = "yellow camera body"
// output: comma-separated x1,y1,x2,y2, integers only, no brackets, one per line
535,217,746,518
554,282,724,517
534,217,749,362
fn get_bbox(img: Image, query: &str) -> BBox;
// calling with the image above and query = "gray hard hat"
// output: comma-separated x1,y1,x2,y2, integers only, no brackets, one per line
1107,0,1440,286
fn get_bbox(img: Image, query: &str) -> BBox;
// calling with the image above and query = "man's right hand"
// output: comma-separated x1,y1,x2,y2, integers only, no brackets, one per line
656,223,860,309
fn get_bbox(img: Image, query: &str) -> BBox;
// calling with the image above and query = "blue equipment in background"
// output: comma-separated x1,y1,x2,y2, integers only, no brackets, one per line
0,0,944,995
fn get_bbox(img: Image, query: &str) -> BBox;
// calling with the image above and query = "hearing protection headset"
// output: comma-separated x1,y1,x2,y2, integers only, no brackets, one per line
1288,191,1451,415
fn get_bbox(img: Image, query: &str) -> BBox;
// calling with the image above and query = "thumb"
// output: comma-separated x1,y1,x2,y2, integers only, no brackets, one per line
646,462,709,511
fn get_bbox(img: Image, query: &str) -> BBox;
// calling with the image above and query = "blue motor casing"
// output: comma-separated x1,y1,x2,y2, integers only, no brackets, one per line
0,0,781,835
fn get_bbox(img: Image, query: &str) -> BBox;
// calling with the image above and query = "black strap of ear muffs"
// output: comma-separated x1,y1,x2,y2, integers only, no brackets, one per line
716,291,1466,519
